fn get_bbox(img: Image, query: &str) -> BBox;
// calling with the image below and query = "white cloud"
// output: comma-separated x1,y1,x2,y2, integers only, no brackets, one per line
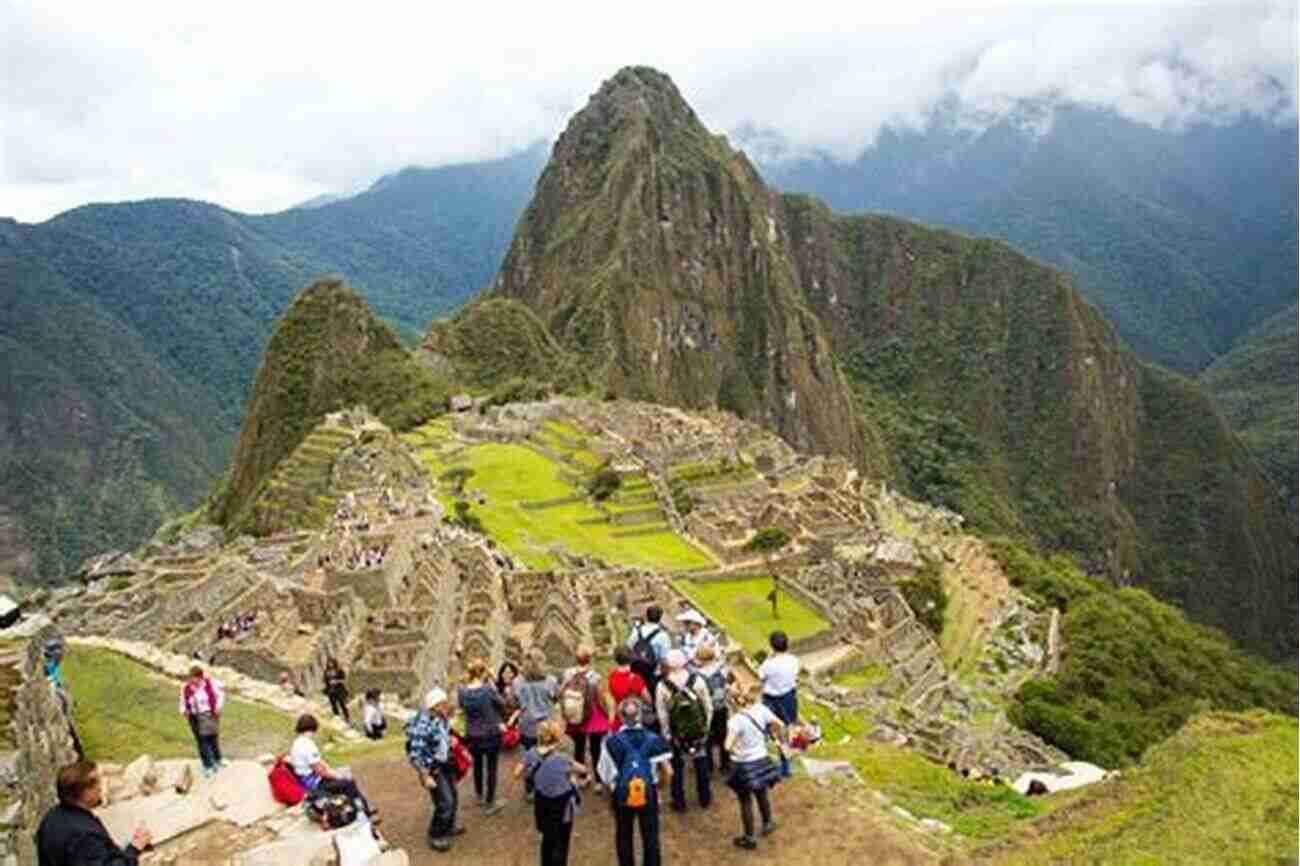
1,0,1294,221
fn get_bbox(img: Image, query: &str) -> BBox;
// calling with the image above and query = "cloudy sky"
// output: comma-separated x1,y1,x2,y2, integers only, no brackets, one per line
3,0,1295,222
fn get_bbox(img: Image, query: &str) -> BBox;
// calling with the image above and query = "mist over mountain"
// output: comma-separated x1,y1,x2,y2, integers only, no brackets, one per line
758,104,1299,376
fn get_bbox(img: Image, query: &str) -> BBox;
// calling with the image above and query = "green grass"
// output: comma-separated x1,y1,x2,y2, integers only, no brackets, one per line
979,710,1299,865
65,647,305,762
413,437,713,571
831,663,890,689
801,701,1048,841
671,576,830,654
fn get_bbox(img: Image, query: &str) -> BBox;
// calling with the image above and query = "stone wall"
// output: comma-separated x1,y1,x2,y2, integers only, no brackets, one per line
13,628,79,866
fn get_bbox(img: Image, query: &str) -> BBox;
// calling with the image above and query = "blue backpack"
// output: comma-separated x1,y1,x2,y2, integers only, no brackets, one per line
612,732,655,810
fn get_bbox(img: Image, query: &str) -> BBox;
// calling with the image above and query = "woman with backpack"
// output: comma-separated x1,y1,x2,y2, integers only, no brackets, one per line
607,647,652,733
561,644,613,790
178,664,225,777
691,643,734,774
725,683,784,850
458,657,509,816
323,657,351,723
512,651,558,801
653,649,713,812
287,714,379,829
513,718,590,866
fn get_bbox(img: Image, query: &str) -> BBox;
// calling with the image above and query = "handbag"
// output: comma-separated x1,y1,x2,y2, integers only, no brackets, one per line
196,711,220,737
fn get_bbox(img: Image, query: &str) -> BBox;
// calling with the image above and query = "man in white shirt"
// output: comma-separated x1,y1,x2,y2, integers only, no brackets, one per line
757,631,800,778
675,609,715,663
654,650,713,812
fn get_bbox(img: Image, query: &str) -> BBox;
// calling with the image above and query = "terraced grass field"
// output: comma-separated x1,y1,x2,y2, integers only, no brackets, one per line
404,423,713,571
671,576,830,654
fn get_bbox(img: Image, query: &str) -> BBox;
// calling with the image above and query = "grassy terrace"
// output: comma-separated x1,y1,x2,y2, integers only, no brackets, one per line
403,422,713,571
670,576,830,655
64,646,406,766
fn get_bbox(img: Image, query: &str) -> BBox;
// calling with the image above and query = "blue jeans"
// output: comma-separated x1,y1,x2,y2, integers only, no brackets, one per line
427,762,459,841
762,691,798,778
188,715,222,770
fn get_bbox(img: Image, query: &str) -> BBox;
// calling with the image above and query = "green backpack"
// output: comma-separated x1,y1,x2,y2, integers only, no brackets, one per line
665,674,709,744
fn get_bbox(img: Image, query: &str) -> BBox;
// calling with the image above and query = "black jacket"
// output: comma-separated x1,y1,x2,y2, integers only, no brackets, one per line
35,803,140,866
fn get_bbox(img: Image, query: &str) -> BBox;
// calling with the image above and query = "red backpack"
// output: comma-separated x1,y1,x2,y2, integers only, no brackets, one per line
450,732,472,783
267,758,306,806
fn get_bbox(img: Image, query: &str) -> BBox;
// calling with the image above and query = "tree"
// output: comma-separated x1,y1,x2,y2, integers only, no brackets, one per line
587,466,622,502
745,527,791,554
439,466,475,495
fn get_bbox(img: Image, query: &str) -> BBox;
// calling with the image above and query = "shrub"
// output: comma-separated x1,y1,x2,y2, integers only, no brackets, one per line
587,467,622,502
897,562,947,636
745,527,791,553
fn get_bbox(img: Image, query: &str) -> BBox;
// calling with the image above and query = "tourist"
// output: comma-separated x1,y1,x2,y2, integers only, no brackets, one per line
597,698,673,866
323,657,351,723
458,658,508,816
626,606,672,695
692,643,734,774
512,651,558,801
758,630,801,778
675,609,715,662
362,689,386,740
496,660,521,741
407,688,463,852
288,714,377,821
607,647,652,732
653,649,713,811
561,644,614,790
178,664,225,777
513,719,589,866
35,760,153,865
278,671,304,698
724,683,783,850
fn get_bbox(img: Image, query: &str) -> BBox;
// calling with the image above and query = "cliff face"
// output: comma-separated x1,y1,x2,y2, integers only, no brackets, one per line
780,195,1296,660
489,67,869,465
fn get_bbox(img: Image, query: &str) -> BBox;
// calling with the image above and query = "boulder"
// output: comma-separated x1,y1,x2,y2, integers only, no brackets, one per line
121,755,156,798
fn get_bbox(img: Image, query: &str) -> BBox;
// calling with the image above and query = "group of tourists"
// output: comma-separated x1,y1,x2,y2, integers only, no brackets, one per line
406,604,804,864
33,604,805,866
213,611,257,642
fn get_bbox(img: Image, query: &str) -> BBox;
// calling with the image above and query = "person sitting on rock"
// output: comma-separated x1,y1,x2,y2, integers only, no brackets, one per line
36,759,153,866
287,714,378,823
362,689,387,740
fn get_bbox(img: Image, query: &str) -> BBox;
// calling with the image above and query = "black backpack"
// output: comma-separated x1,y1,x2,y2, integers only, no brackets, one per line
307,790,357,829
629,626,663,682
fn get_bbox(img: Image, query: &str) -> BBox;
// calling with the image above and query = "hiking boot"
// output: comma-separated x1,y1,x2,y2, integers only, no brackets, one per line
761,820,778,836
733,835,758,850
483,800,506,817
428,837,452,852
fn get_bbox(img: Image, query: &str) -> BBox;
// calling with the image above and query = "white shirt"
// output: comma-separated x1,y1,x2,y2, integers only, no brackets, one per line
758,652,800,697
362,702,384,733
289,733,323,778
727,703,780,762
680,627,715,662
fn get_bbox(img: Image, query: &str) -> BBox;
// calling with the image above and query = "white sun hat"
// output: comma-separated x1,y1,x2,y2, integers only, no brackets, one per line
676,609,707,626
424,687,447,708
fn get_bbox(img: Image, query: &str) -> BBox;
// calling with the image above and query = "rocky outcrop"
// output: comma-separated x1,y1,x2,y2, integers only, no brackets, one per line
486,67,868,465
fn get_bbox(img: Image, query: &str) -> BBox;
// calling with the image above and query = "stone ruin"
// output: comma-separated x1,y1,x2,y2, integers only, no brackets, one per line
27,399,1067,789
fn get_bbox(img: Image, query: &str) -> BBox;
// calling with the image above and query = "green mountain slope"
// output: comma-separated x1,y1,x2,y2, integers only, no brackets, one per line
214,277,446,532
764,106,1298,375
1200,304,1298,511
0,223,227,579
0,151,541,583
779,197,1296,659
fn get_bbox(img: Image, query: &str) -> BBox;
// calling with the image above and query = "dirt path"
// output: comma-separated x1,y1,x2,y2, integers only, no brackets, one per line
354,751,940,866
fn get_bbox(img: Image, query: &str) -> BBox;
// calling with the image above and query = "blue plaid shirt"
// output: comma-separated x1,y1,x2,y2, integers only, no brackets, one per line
406,710,450,770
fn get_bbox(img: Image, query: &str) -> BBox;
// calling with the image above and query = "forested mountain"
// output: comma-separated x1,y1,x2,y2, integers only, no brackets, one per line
0,147,544,584
1200,304,1298,511
761,105,1298,376
428,67,1295,659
